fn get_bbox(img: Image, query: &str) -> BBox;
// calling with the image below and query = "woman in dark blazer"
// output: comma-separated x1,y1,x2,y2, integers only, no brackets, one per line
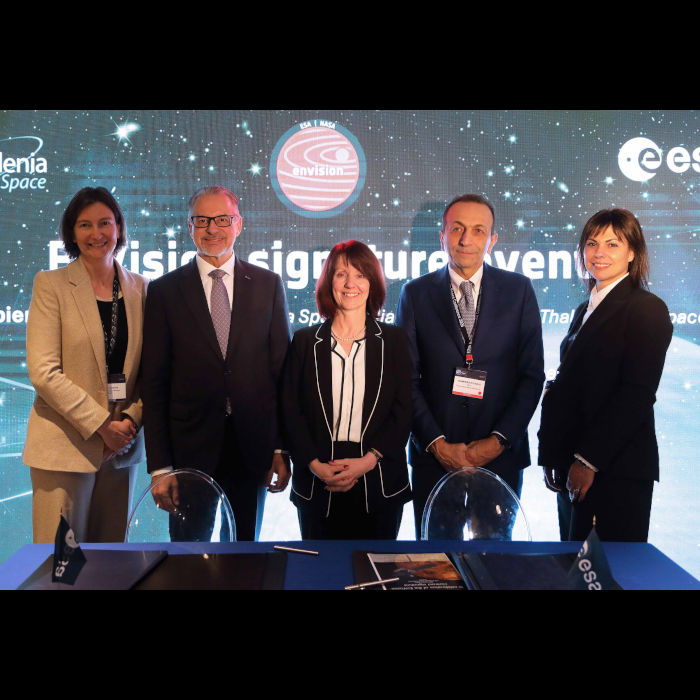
539,209,673,543
283,241,412,540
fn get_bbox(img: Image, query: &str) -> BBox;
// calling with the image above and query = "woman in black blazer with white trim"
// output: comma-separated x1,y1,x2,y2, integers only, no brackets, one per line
539,209,673,543
283,241,412,540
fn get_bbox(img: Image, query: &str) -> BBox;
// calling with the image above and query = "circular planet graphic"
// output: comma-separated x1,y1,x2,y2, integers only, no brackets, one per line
271,122,367,218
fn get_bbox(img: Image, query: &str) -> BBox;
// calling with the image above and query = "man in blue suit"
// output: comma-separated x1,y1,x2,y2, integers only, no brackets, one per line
397,194,545,537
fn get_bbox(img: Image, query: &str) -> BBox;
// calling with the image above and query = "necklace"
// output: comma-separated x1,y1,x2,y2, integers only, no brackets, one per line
332,325,366,342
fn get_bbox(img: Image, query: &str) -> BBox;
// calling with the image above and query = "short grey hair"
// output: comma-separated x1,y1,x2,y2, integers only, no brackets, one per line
189,186,240,214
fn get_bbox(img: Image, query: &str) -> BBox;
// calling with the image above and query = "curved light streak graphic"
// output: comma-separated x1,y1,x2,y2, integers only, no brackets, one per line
0,136,44,157
302,140,356,166
283,133,340,169
320,146,357,165
277,170,358,184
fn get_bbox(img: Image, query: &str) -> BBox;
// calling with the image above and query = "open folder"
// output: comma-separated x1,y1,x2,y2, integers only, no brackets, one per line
353,551,604,591
18,550,168,591
19,551,288,591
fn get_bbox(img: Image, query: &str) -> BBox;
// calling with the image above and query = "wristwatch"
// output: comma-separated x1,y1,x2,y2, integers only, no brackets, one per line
492,433,512,450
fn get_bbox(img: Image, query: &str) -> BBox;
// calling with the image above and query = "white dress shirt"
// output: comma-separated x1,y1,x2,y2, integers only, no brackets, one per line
580,273,629,329
331,338,367,444
196,252,236,312
448,263,484,306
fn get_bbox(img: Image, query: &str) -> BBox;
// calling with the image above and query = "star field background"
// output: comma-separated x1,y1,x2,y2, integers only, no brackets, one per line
0,110,698,578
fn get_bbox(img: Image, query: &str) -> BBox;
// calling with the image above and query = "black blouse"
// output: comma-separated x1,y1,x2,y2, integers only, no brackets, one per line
97,297,128,375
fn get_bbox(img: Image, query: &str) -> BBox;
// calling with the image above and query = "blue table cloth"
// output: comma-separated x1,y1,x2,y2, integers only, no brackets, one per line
2,541,698,590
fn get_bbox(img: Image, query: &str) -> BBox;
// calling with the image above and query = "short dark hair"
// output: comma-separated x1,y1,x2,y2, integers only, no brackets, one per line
577,209,650,292
316,241,387,321
442,194,496,234
60,187,127,261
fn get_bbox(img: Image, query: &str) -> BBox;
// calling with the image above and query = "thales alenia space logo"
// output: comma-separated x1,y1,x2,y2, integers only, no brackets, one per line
0,136,48,192
618,137,700,182
271,120,367,218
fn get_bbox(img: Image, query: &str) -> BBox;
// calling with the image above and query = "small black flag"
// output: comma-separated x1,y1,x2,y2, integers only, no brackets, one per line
568,528,618,591
52,516,87,586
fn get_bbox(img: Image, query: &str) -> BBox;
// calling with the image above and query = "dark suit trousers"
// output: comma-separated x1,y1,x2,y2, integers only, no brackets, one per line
557,491,573,542
412,453,523,540
568,473,654,544
170,417,267,543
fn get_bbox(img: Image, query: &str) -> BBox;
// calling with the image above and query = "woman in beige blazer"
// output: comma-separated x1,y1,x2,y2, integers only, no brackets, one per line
23,187,149,544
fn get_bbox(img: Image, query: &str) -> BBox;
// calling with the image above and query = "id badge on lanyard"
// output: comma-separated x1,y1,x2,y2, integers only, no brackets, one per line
108,374,127,402
453,368,487,399
103,264,125,403
450,279,487,400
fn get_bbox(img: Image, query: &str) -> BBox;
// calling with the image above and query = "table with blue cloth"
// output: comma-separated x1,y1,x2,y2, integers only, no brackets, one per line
1,541,698,590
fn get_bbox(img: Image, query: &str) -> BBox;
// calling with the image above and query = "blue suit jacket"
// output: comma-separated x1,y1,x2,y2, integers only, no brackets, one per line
396,263,545,477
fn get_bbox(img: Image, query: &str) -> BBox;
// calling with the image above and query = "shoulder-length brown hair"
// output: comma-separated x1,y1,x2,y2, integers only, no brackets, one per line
60,187,128,261
577,208,650,293
316,241,387,320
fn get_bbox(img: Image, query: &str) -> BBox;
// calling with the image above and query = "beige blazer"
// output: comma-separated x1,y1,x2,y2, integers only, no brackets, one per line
23,257,149,473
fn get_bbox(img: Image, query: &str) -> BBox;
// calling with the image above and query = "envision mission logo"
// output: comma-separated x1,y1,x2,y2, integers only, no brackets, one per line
619,137,700,182
0,136,48,193
271,120,366,218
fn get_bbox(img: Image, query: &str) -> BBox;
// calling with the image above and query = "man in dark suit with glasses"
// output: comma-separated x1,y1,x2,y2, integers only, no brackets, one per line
142,186,292,541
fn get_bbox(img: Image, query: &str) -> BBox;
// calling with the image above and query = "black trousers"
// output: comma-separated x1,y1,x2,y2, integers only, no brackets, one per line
559,472,655,543
170,417,267,543
557,490,573,542
297,442,404,541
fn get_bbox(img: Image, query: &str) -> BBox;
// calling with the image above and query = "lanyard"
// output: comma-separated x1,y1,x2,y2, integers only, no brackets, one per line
450,277,482,367
101,264,120,364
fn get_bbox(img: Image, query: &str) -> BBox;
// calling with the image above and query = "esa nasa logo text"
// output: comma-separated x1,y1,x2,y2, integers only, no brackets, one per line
0,136,48,193
271,120,367,219
619,137,700,182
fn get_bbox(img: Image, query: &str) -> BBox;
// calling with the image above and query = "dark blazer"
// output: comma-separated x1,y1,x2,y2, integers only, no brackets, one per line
539,277,673,482
396,263,545,482
282,318,413,516
142,256,291,476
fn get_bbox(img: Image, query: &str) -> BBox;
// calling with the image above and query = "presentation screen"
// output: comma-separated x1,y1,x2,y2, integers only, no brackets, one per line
1,110,698,576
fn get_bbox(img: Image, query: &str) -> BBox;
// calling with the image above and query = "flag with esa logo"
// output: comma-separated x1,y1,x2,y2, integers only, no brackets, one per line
52,516,87,586
568,528,619,591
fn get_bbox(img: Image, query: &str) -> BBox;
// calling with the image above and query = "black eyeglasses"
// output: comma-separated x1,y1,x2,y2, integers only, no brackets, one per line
190,215,239,229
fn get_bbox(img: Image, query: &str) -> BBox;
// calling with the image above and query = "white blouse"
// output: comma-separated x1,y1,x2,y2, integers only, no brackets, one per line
580,273,630,329
331,338,366,444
